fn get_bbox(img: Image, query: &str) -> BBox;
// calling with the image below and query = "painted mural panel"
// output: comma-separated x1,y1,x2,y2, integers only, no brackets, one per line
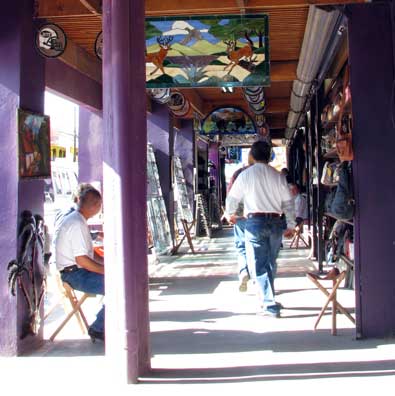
201,107,256,135
145,14,269,88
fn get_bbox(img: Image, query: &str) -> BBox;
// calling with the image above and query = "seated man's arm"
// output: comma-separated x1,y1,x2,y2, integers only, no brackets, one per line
75,255,104,275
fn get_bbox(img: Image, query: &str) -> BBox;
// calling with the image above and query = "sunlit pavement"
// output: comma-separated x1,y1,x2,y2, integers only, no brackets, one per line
2,227,395,394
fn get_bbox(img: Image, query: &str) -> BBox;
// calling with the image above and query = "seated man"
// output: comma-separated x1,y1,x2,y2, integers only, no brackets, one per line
55,187,105,341
290,183,308,226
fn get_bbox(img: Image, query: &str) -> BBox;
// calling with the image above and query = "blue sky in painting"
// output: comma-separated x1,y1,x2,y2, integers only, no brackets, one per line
146,20,216,46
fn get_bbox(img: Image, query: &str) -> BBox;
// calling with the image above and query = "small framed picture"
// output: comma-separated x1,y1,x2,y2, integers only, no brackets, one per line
18,108,51,179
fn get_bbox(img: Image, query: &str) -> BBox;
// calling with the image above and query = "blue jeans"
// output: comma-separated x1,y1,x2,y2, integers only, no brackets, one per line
234,218,249,280
245,216,283,311
61,268,105,333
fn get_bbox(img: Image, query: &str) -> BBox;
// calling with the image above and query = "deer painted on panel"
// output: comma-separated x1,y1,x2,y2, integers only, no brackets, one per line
145,35,174,75
223,36,254,74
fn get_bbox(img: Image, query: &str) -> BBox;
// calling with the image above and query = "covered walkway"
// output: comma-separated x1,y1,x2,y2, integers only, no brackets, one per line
2,229,395,393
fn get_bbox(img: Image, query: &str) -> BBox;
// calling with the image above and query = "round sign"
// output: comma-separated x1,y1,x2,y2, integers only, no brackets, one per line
35,23,67,58
95,31,103,60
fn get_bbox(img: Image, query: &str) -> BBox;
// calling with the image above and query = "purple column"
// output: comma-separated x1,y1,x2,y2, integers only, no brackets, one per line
103,0,150,383
348,2,395,337
174,120,195,210
0,0,45,356
78,107,103,186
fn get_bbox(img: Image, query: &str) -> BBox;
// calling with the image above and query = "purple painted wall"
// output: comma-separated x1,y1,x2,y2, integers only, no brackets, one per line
147,102,175,238
348,2,395,338
174,120,194,211
46,59,102,111
78,107,103,186
0,0,45,355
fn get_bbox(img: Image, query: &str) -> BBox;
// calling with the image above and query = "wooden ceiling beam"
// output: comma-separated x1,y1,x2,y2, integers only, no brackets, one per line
181,88,205,117
58,38,102,83
38,0,368,18
38,0,89,18
80,0,102,17
202,97,289,116
271,61,297,82
145,0,367,16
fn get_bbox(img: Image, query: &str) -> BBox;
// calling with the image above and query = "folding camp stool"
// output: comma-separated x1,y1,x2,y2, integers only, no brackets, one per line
45,274,96,341
306,267,355,335
290,223,309,249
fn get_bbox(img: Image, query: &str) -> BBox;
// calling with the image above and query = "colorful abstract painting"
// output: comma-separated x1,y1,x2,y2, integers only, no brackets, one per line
201,107,256,135
18,108,51,179
145,14,269,88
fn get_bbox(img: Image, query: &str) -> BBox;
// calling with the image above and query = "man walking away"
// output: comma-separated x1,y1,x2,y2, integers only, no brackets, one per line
226,141,295,317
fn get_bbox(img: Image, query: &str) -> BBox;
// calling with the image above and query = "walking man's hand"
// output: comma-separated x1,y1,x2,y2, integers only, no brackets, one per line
283,228,294,239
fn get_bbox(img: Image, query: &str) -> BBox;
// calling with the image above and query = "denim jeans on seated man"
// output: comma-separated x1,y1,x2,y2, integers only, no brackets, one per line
234,218,249,280
245,216,283,314
61,268,105,333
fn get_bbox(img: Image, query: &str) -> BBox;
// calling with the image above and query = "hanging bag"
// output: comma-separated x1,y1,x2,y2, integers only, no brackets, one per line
336,66,354,161
330,162,355,220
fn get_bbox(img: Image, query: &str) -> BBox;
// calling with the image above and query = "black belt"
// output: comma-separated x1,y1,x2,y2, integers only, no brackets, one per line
60,265,79,274
247,212,281,219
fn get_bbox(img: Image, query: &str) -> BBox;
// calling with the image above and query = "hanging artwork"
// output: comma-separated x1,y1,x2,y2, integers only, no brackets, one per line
147,144,173,255
35,23,67,58
18,108,51,179
200,107,256,135
145,14,269,88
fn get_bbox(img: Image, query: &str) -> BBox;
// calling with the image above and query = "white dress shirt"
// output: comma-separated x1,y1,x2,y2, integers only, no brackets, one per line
55,210,93,271
226,162,296,229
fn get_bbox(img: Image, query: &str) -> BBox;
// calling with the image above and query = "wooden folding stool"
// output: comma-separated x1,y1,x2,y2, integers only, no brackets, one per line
45,275,95,341
306,267,355,335
290,223,309,249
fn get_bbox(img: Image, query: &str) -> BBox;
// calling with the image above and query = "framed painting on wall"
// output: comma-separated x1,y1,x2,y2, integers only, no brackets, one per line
145,14,269,88
18,108,51,179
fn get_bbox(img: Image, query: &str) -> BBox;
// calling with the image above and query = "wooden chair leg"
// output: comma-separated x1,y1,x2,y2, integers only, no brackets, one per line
307,273,355,324
182,219,195,254
307,271,355,334
64,286,88,333
332,279,337,336
49,293,90,341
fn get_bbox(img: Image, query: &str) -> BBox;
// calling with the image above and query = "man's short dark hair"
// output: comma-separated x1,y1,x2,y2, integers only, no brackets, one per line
250,141,272,162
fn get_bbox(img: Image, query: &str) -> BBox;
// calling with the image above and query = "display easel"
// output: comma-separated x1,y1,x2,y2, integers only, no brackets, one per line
172,156,195,254
147,143,173,255
195,193,211,238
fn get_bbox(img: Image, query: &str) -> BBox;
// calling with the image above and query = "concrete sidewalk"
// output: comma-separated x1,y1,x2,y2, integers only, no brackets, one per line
2,227,395,394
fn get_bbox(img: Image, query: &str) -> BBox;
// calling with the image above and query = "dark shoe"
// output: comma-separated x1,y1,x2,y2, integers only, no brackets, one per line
238,274,250,292
88,327,105,343
276,302,284,309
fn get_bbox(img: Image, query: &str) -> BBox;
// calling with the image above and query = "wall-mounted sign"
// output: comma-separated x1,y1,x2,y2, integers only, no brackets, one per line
95,31,103,60
220,134,259,147
145,14,269,88
35,23,67,58
201,107,256,135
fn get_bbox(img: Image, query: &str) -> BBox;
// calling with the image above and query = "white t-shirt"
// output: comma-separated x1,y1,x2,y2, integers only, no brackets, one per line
226,162,296,228
55,210,93,271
